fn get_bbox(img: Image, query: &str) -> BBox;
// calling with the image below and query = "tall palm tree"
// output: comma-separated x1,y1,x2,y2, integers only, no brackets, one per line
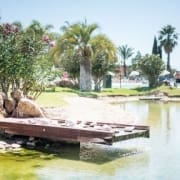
118,45,134,77
158,25,178,72
53,20,98,91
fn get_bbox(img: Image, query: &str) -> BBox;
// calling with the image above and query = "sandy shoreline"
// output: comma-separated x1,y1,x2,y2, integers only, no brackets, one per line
44,96,137,124
44,95,180,125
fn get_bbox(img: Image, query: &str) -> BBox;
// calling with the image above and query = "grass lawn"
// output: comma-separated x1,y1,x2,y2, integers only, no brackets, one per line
35,86,180,107
36,87,77,107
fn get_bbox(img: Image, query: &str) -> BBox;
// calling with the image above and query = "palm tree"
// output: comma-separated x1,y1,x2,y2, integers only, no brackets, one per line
158,25,178,72
53,20,98,91
118,45,134,77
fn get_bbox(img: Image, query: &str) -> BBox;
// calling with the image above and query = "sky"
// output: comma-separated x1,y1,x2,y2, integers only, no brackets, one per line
0,0,180,69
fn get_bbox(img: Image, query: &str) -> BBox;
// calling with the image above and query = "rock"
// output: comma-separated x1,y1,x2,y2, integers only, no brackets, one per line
102,124,112,131
0,144,6,150
29,137,35,141
15,98,44,118
0,141,7,146
26,141,36,148
11,143,21,149
0,92,7,116
0,92,7,100
16,140,25,145
0,141,7,150
4,98,16,115
0,94,4,110
58,80,74,88
44,144,50,149
0,110,6,117
11,89,24,101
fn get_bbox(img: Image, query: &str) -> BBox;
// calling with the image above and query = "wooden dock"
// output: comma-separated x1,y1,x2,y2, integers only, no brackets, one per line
0,118,149,145
139,96,162,100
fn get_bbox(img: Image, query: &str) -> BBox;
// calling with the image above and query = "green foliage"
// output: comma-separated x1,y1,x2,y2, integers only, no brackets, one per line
59,49,80,83
0,21,54,97
138,54,165,88
131,51,142,70
52,21,118,92
35,86,180,107
0,23,20,94
90,34,117,91
152,36,158,55
152,36,162,59
52,20,99,91
158,24,178,71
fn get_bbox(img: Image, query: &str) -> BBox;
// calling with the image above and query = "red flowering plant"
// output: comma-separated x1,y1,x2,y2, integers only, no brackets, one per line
0,23,19,39
0,21,54,97
0,23,20,95
42,34,55,50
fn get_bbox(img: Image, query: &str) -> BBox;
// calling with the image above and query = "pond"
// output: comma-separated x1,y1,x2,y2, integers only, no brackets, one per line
1,101,180,180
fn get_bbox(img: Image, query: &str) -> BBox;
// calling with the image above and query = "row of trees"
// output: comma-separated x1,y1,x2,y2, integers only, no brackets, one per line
119,25,178,79
0,20,178,94
119,25,178,88
50,21,117,91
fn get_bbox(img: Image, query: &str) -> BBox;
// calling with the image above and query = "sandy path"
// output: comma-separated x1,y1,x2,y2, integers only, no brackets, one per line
44,96,138,124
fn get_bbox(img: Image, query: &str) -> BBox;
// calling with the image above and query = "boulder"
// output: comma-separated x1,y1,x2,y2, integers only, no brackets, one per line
4,98,16,115
11,89,24,101
58,80,74,88
0,111,5,118
0,94,4,110
15,98,44,118
0,92,6,110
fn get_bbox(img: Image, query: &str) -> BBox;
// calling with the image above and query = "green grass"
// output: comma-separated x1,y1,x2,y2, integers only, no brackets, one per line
36,87,77,107
35,86,180,107
150,85,180,97
99,88,144,96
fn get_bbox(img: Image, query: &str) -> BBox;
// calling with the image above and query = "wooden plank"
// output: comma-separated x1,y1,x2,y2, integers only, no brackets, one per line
113,130,149,142
0,118,150,145
0,120,113,143
139,96,162,100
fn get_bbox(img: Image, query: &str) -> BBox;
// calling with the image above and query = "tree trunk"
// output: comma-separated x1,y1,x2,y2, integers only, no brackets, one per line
167,53,171,72
123,60,127,77
80,57,92,91
94,77,102,92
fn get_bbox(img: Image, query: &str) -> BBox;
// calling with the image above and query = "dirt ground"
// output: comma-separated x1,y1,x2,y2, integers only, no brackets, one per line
43,96,138,124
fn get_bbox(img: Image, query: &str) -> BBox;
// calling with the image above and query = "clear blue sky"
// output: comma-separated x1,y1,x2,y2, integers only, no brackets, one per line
0,0,180,69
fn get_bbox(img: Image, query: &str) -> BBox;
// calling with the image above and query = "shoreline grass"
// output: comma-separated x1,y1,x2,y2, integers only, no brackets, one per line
35,86,180,107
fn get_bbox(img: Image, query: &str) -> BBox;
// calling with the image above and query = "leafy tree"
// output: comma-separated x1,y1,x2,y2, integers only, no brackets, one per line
20,21,55,97
138,54,165,88
0,23,21,95
52,20,98,91
90,34,117,91
60,49,80,84
51,33,117,91
118,45,134,77
158,25,178,72
0,21,54,97
131,51,142,70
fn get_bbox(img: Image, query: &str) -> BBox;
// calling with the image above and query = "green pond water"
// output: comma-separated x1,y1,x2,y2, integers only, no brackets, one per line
1,101,180,180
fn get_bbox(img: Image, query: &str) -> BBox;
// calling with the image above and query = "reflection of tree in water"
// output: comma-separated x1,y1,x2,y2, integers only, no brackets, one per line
146,101,163,127
119,101,149,124
147,102,180,143
162,102,180,143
